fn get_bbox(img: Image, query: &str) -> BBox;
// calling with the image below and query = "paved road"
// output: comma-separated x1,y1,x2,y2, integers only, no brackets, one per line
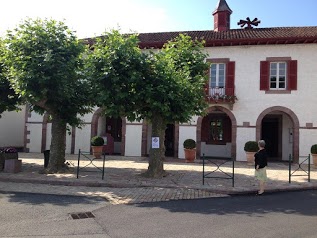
1,190,317,237
94,190,317,238
0,192,110,237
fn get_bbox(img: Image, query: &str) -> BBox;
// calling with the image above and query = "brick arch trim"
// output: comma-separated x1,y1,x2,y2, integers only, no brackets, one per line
91,108,126,155
255,106,299,162
197,106,237,159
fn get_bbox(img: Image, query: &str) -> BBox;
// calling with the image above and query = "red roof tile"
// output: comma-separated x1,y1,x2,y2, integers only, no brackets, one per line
137,27,317,48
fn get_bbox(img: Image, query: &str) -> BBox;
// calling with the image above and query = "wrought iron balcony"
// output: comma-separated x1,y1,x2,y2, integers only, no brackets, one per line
204,86,237,108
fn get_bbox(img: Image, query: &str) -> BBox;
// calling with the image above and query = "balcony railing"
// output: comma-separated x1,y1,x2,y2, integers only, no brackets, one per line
204,86,237,105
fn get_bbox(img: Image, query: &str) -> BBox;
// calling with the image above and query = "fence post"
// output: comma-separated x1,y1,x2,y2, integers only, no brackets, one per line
308,154,311,182
77,149,81,179
289,154,292,184
202,154,205,185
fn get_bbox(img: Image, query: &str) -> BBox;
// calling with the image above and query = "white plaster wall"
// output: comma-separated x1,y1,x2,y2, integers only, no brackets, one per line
178,125,197,159
0,107,25,147
282,115,293,161
27,124,42,152
74,125,91,153
204,44,317,127
125,124,142,156
236,127,257,162
27,111,44,122
299,129,317,164
46,123,51,150
201,142,231,157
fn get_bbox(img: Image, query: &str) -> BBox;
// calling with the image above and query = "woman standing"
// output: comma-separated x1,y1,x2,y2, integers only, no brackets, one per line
254,140,268,195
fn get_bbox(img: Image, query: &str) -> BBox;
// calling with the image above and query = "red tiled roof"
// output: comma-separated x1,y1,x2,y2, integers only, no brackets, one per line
137,27,317,48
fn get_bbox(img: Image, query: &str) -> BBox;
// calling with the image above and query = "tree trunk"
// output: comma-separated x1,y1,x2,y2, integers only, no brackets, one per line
144,114,166,178
47,115,67,173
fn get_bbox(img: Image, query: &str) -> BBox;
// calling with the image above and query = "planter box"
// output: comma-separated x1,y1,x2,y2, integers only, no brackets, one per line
4,159,22,173
0,153,19,171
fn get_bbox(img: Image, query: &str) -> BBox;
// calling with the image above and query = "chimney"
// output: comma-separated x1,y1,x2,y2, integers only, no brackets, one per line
212,0,232,32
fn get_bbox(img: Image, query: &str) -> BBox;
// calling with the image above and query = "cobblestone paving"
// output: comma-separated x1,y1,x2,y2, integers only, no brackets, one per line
0,182,226,204
0,153,316,204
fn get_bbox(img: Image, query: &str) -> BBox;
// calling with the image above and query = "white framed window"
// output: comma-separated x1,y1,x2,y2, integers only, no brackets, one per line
270,62,287,90
210,63,226,88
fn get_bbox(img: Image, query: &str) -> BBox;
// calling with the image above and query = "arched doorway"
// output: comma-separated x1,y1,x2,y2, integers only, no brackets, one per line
256,106,299,162
91,109,126,155
142,120,179,158
197,106,237,159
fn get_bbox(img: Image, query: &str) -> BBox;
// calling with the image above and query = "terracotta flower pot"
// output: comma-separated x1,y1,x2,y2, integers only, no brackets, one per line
184,148,196,163
246,151,256,166
311,154,317,168
91,146,103,159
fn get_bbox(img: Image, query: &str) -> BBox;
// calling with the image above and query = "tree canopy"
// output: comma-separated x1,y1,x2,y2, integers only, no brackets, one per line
86,30,209,177
0,39,21,117
3,18,93,172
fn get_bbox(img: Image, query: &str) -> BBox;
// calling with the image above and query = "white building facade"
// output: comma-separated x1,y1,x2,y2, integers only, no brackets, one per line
3,0,317,163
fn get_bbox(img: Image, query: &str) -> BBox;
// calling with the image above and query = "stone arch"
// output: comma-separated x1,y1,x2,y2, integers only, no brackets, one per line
197,106,237,159
91,108,126,155
256,106,299,162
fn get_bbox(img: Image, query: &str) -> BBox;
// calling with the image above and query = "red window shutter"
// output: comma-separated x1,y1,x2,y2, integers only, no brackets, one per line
288,60,297,90
201,117,209,142
225,61,235,95
260,61,269,90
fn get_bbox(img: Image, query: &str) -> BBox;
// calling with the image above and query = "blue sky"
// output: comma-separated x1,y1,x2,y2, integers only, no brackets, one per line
1,0,316,39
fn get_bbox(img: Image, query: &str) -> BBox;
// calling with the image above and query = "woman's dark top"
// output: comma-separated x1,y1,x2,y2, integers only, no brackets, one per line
254,149,268,169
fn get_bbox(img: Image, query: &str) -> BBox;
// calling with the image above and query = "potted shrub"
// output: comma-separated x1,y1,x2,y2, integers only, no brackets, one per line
310,144,317,168
244,141,258,165
91,136,104,159
183,139,196,163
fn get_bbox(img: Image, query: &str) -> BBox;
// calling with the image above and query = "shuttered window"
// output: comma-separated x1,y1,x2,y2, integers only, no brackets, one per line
260,59,297,91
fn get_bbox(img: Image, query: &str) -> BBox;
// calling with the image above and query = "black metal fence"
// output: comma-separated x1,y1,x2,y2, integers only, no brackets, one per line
76,149,106,180
289,154,310,183
202,154,235,187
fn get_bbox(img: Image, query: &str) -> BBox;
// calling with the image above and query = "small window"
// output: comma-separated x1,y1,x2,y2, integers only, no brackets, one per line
210,118,223,141
270,62,287,90
210,63,226,89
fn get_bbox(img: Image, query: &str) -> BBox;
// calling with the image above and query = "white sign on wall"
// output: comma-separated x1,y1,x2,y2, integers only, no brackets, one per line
152,137,160,149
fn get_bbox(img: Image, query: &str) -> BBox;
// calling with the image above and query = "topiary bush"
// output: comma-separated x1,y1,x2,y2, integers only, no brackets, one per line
91,136,104,146
244,141,258,152
311,144,317,154
183,139,196,149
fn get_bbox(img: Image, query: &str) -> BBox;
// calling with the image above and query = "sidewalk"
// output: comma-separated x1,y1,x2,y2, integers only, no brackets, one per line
0,153,316,204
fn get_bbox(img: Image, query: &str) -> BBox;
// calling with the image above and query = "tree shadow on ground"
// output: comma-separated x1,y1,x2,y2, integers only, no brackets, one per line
3,191,106,206
133,190,317,217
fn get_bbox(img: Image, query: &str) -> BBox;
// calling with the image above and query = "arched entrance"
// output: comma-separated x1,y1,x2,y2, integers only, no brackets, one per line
197,106,237,159
141,120,179,158
256,106,299,162
91,108,126,155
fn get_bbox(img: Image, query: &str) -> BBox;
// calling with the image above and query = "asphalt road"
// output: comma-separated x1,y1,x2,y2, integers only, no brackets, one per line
94,190,317,238
1,190,317,238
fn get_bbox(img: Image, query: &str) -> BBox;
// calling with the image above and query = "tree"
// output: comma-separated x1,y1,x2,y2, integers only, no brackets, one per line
3,18,92,173
0,39,21,117
85,31,209,178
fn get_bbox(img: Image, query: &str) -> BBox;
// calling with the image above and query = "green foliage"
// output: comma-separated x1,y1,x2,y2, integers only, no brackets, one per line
3,18,92,125
183,139,196,149
85,31,209,124
0,39,21,116
244,141,259,152
91,136,104,146
311,144,317,154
